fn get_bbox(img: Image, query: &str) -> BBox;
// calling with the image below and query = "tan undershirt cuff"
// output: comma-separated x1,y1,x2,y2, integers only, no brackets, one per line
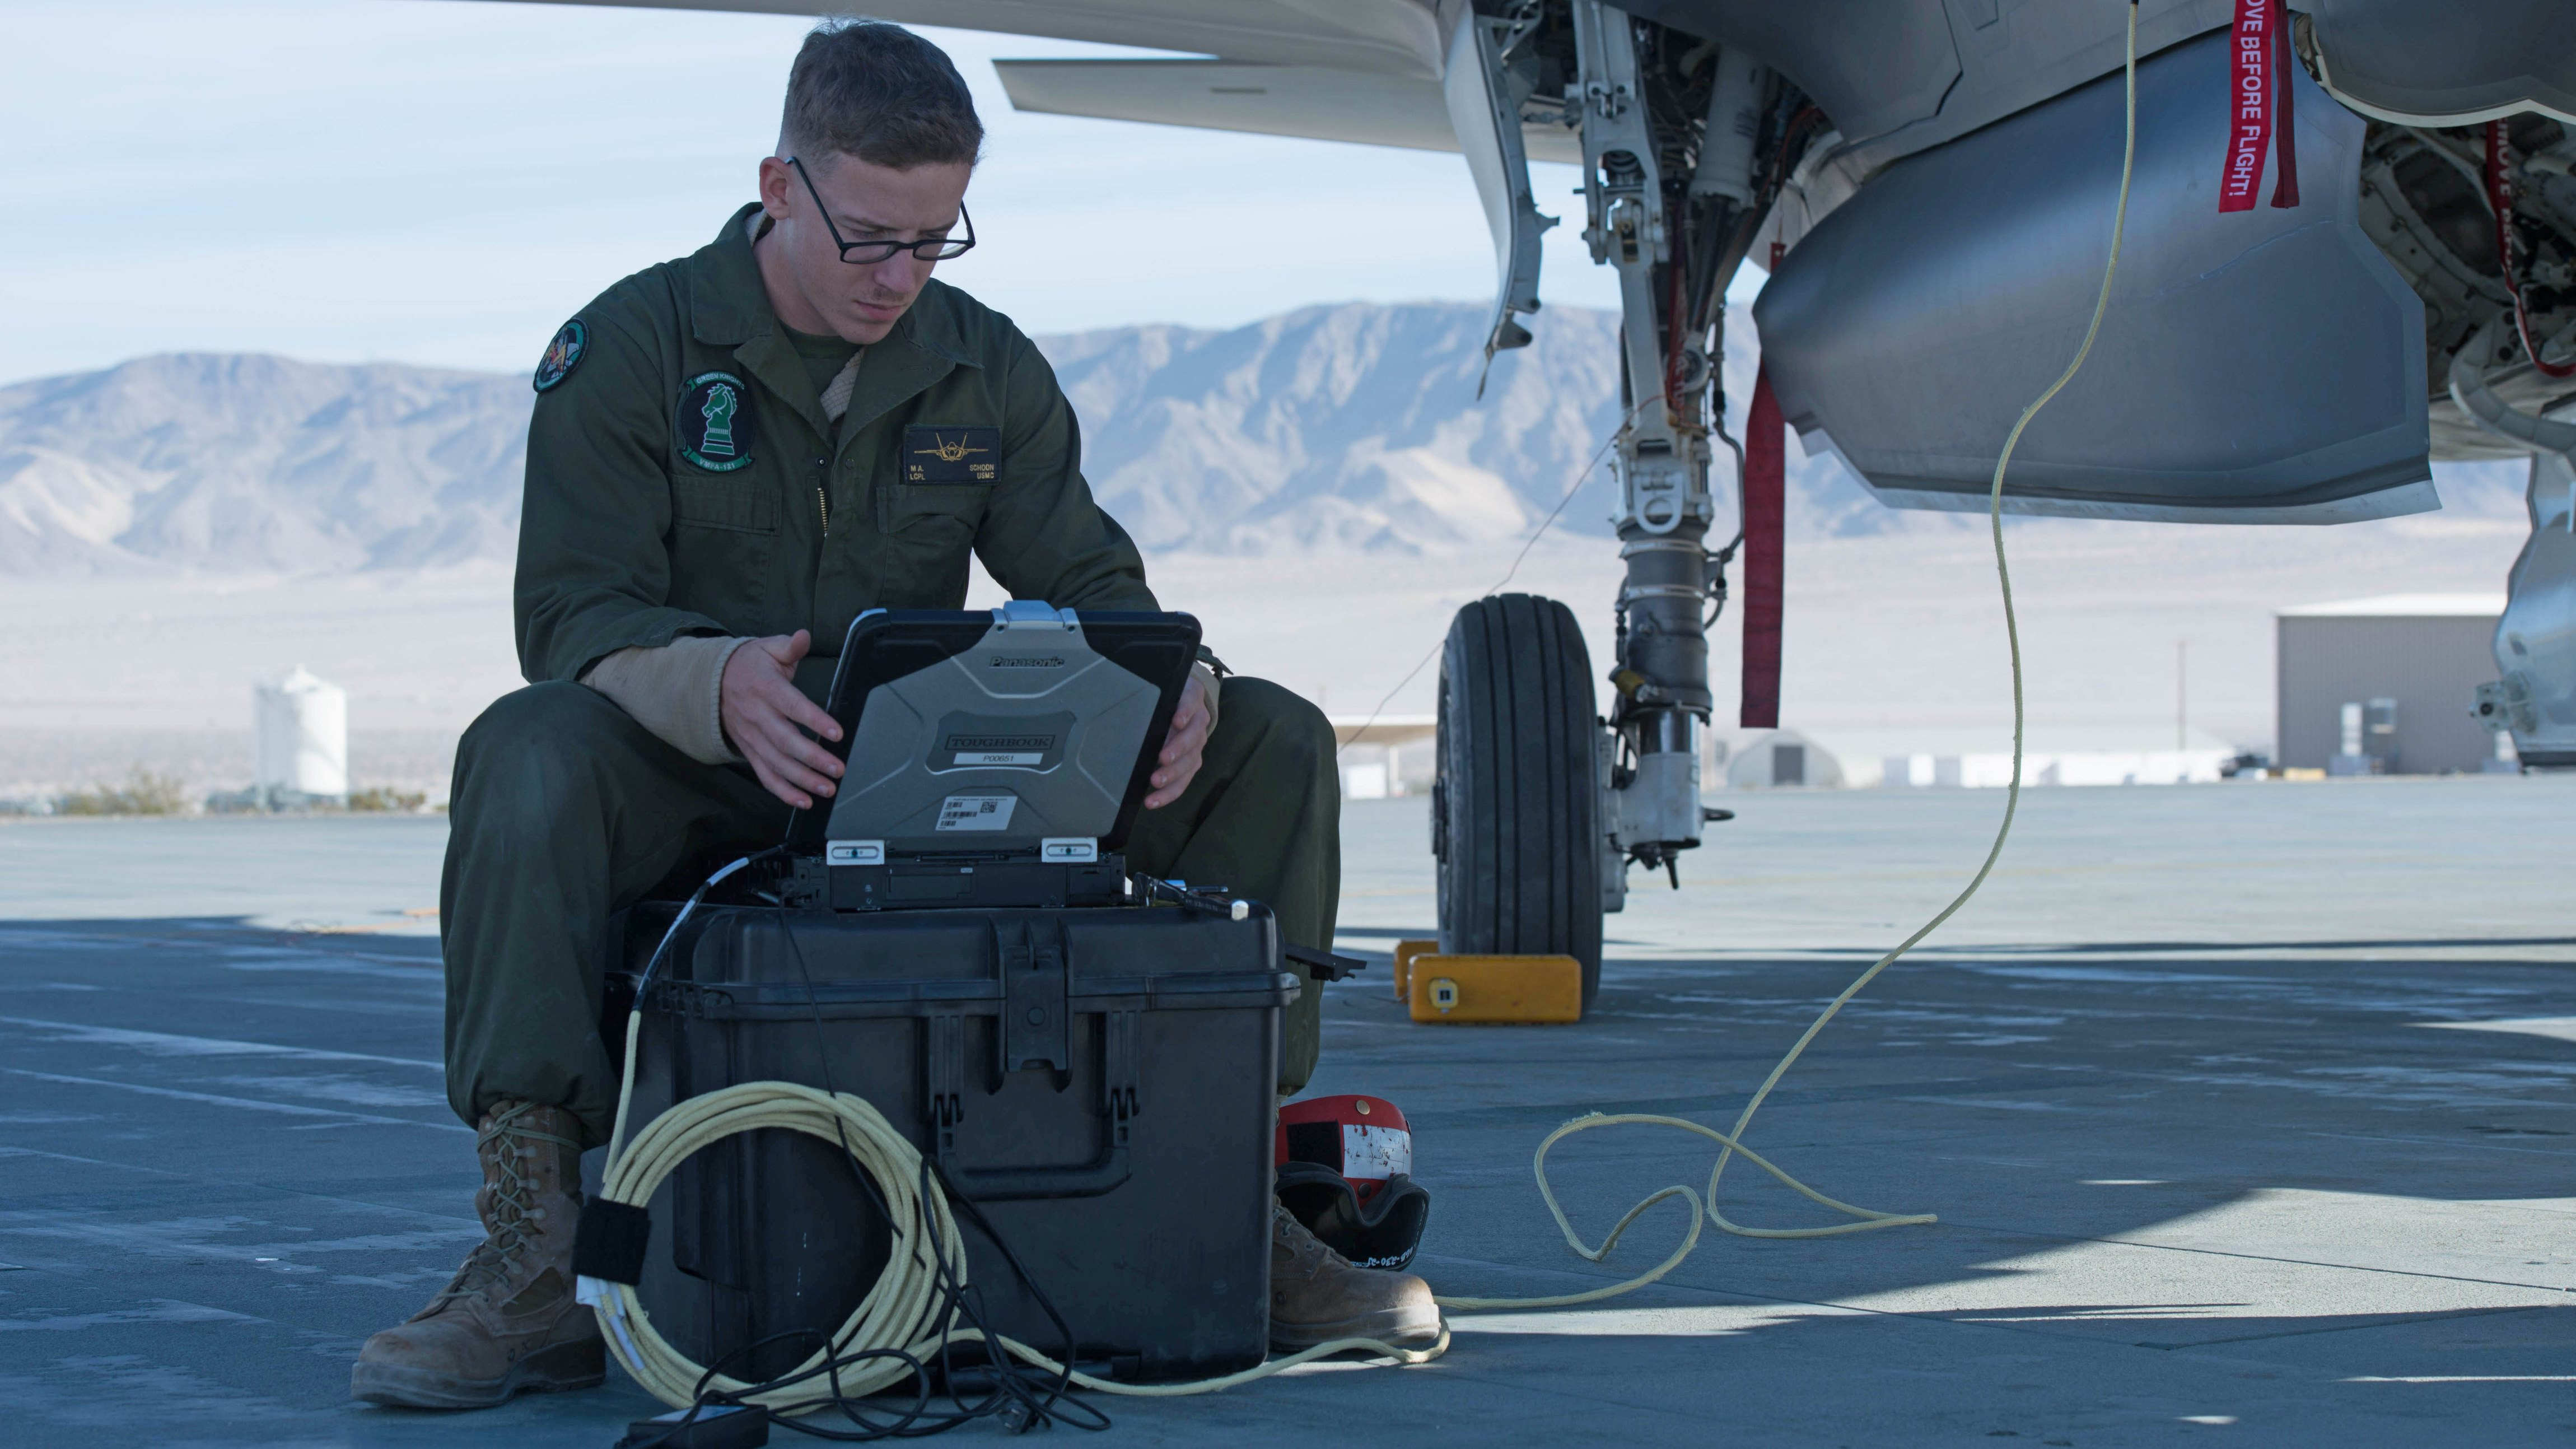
580,635,753,765
1193,660,1220,733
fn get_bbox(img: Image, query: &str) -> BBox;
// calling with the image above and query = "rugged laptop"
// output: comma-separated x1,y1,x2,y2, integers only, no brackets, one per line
784,602,1200,910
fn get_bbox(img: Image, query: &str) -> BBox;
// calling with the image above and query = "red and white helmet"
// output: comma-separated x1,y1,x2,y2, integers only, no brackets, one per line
1275,1094,1432,1270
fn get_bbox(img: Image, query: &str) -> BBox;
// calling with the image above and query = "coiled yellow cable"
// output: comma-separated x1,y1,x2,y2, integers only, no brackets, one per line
590,1015,1445,1413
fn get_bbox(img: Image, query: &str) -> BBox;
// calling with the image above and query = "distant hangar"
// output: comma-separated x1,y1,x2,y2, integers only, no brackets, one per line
2276,595,2511,776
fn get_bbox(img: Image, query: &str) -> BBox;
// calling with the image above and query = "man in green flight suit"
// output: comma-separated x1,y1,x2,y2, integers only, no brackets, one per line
349,19,1439,1411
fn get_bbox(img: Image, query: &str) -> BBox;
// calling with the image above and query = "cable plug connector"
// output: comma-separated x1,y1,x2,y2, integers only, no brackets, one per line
616,1404,769,1449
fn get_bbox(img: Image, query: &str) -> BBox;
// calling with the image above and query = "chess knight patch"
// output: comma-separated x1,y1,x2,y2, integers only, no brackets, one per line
903,425,1000,484
676,371,757,473
531,319,586,393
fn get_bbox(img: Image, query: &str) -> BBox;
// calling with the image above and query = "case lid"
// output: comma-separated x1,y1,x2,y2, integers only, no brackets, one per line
787,604,1199,860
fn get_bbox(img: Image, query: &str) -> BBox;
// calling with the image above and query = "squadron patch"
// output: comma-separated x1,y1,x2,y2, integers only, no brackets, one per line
903,425,1000,484
675,371,757,473
531,319,586,393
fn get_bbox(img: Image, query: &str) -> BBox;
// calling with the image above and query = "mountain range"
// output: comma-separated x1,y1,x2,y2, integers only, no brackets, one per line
0,300,1948,575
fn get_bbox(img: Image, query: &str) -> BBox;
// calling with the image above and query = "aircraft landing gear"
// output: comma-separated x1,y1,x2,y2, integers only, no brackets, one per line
1430,1,1802,1016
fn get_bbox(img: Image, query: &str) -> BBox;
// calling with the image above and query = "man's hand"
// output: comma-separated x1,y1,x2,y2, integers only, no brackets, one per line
1144,669,1211,810
721,630,844,809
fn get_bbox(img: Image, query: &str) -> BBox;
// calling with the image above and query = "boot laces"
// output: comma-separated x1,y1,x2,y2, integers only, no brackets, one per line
1273,1204,1352,1279
434,1102,579,1306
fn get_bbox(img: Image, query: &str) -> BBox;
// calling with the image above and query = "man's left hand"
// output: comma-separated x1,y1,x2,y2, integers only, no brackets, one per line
1144,670,1211,809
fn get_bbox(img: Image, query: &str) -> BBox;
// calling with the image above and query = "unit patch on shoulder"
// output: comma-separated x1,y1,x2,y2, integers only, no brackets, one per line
903,425,1001,484
531,319,586,393
675,371,757,473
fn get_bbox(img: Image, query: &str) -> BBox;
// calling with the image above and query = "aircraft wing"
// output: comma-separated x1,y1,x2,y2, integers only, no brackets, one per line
532,1,1448,76
532,2,1583,162
990,59,1579,166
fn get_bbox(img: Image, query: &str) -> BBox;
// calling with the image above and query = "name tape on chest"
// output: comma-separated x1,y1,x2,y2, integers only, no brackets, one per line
904,425,1000,484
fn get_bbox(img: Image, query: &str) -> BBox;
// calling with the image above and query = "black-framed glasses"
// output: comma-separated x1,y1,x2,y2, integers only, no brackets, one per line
787,156,975,264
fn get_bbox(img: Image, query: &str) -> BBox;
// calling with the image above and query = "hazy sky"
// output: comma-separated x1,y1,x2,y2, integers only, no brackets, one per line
0,0,1674,386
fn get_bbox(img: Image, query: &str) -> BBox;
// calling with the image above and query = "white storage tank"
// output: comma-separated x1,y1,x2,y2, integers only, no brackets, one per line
255,666,348,806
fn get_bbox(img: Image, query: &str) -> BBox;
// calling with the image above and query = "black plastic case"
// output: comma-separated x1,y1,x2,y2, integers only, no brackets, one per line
610,898,1294,1384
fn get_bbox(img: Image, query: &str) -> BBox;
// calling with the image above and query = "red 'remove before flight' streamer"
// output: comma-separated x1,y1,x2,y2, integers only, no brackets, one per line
2219,0,2299,212
1739,366,1784,732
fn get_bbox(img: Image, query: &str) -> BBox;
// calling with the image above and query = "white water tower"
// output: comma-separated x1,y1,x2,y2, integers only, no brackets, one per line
254,666,348,807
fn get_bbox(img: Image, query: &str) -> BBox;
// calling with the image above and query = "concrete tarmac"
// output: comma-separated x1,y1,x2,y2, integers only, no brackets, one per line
1,777,2570,1446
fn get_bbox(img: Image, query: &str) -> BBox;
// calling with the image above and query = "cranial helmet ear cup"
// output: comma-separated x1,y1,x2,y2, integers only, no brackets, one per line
1275,1162,1433,1271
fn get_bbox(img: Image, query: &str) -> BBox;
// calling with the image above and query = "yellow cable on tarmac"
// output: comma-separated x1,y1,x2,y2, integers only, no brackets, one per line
1434,0,2141,1317
591,0,2144,1404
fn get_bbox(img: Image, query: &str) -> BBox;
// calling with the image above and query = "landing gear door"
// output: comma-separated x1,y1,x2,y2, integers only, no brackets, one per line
2488,448,2576,767
1443,6,1553,375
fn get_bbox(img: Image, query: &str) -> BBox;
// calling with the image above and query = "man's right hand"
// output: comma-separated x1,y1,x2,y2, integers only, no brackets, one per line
721,630,844,809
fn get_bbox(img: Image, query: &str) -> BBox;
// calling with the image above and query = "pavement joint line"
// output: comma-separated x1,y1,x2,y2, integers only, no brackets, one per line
2299,1128,2576,1159
0,1298,278,1333
2349,1361,2576,1371
1939,1056,2576,1110
1294,1357,1707,1422
1427,1255,2271,1353
1680,855,2467,887
2128,1303,2560,1351
1427,1241,2575,1349
0,920,444,967
0,1015,444,1071
0,1142,487,1225
0,1068,470,1131
1922,1218,2576,1296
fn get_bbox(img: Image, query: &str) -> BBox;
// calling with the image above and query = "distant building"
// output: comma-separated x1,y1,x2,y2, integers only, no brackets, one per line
1879,749,2230,789
1721,729,1845,789
2276,595,2508,775
1331,716,1435,800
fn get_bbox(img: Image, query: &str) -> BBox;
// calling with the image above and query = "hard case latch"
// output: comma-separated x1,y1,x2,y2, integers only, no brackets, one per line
924,1013,965,1159
997,920,1071,1074
1102,1008,1141,1148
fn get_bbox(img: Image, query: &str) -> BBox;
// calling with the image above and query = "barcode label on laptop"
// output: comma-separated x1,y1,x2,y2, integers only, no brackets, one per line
956,751,1042,766
934,792,1018,832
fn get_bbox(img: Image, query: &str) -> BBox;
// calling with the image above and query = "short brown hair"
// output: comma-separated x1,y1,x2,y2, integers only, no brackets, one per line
780,19,984,170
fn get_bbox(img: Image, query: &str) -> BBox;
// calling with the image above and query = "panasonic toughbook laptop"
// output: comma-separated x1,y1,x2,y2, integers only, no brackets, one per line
784,602,1201,910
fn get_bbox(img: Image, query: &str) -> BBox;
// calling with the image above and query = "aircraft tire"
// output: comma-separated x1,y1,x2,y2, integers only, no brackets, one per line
1431,593,1604,1010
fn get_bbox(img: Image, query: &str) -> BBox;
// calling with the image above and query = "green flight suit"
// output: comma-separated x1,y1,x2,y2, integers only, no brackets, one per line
444,204,1337,1147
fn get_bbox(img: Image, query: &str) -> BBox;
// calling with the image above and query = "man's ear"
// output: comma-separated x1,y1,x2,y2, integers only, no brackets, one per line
757,156,795,222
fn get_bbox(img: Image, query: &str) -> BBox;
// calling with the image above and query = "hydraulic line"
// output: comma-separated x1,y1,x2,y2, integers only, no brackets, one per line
589,0,2142,1409
2485,119,2576,379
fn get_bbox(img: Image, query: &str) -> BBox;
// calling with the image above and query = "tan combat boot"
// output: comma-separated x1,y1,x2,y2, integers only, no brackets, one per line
351,1101,605,1408
1269,1203,1443,1351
